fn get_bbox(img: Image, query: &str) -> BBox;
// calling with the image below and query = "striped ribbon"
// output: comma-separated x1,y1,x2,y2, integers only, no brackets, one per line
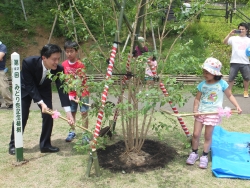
92,43,118,150
147,58,191,136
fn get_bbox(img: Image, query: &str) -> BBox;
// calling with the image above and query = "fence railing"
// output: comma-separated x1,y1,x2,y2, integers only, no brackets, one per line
7,74,231,86
161,1,250,26
161,2,229,24
202,2,230,22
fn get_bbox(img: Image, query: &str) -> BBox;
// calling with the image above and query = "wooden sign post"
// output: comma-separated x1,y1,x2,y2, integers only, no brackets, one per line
11,52,23,162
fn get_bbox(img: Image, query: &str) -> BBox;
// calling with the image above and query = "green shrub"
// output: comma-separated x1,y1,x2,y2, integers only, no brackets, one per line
235,73,244,88
163,29,208,75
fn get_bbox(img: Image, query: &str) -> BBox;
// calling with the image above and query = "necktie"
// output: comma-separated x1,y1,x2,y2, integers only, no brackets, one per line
40,70,48,85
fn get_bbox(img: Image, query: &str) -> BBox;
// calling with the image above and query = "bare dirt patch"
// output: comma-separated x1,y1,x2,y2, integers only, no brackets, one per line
119,150,151,167
15,26,89,63
97,139,178,173
17,27,65,59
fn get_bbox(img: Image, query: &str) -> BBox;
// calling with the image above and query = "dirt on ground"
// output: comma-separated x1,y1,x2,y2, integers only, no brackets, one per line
12,27,90,66
16,27,65,60
97,139,178,173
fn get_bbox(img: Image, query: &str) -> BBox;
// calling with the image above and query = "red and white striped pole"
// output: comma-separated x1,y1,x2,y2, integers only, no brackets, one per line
91,43,118,151
146,58,191,137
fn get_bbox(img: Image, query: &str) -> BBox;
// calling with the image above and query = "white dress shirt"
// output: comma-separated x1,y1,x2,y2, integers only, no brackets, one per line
37,61,71,112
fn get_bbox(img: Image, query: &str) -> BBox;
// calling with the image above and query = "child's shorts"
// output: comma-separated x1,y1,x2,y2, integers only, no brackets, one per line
70,97,89,113
194,114,221,126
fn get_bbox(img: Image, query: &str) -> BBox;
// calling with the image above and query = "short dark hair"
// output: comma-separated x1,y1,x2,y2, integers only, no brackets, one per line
152,55,156,61
64,41,79,51
238,22,249,30
214,75,222,81
40,44,62,58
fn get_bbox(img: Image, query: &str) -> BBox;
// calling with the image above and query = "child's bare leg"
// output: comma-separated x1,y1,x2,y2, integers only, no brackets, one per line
198,124,214,169
203,125,215,153
72,112,76,123
81,111,88,129
65,111,77,142
192,120,203,150
186,120,203,164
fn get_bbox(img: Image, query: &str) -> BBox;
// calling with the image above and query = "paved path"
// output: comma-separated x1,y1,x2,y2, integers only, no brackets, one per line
1,92,249,113
21,93,250,114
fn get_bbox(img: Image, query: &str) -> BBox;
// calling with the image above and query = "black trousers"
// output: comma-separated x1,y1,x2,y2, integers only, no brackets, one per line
9,94,54,149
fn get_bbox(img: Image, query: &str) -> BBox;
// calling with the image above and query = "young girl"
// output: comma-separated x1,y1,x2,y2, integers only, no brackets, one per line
186,57,242,169
145,56,158,91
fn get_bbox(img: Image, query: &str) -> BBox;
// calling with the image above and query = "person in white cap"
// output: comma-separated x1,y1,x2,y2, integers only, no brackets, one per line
186,57,242,169
133,37,148,57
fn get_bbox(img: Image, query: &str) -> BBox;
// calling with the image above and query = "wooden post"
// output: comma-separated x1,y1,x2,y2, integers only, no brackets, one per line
70,3,78,43
122,22,134,53
48,5,60,44
86,151,101,177
92,151,101,176
151,19,157,53
134,0,147,51
86,152,93,177
233,0,236,13
20,0,27,21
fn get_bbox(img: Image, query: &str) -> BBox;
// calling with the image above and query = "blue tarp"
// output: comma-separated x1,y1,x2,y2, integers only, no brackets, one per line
211,126,250,179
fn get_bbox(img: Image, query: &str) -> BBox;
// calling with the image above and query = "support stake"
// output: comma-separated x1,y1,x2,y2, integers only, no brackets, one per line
86,151,101,177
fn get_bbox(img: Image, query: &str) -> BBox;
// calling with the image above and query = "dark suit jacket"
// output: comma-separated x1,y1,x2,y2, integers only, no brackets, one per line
20,56,70,107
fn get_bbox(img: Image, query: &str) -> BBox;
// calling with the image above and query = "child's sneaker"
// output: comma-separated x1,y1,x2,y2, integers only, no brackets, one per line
65,132,76,142
199,156,208,169
186,152,199,165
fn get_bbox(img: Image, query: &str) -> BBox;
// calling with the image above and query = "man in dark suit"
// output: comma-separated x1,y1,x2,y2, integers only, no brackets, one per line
9,44,74,155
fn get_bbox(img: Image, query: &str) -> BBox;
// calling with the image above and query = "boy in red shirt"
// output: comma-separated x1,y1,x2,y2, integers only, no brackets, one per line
62,41,89,142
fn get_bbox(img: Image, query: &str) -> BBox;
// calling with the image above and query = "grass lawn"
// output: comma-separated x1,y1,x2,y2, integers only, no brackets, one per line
1,108,250,188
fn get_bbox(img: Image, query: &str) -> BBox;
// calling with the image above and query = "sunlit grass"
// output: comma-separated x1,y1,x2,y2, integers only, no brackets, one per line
1,110,250,187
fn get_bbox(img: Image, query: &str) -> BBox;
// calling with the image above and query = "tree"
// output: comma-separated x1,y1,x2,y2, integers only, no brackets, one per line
53,0,209,173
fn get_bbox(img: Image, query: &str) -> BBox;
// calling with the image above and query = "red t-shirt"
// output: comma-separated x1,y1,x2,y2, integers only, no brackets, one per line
62,60,89,97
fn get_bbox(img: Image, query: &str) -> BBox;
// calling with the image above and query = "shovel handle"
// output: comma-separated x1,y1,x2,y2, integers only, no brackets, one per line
160,109,238,117
45,109,92,133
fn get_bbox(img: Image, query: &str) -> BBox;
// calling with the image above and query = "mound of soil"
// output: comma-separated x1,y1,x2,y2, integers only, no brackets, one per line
97,139,178,173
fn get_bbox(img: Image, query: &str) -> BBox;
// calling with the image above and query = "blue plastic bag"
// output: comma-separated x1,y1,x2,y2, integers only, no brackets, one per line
211,126,250,179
